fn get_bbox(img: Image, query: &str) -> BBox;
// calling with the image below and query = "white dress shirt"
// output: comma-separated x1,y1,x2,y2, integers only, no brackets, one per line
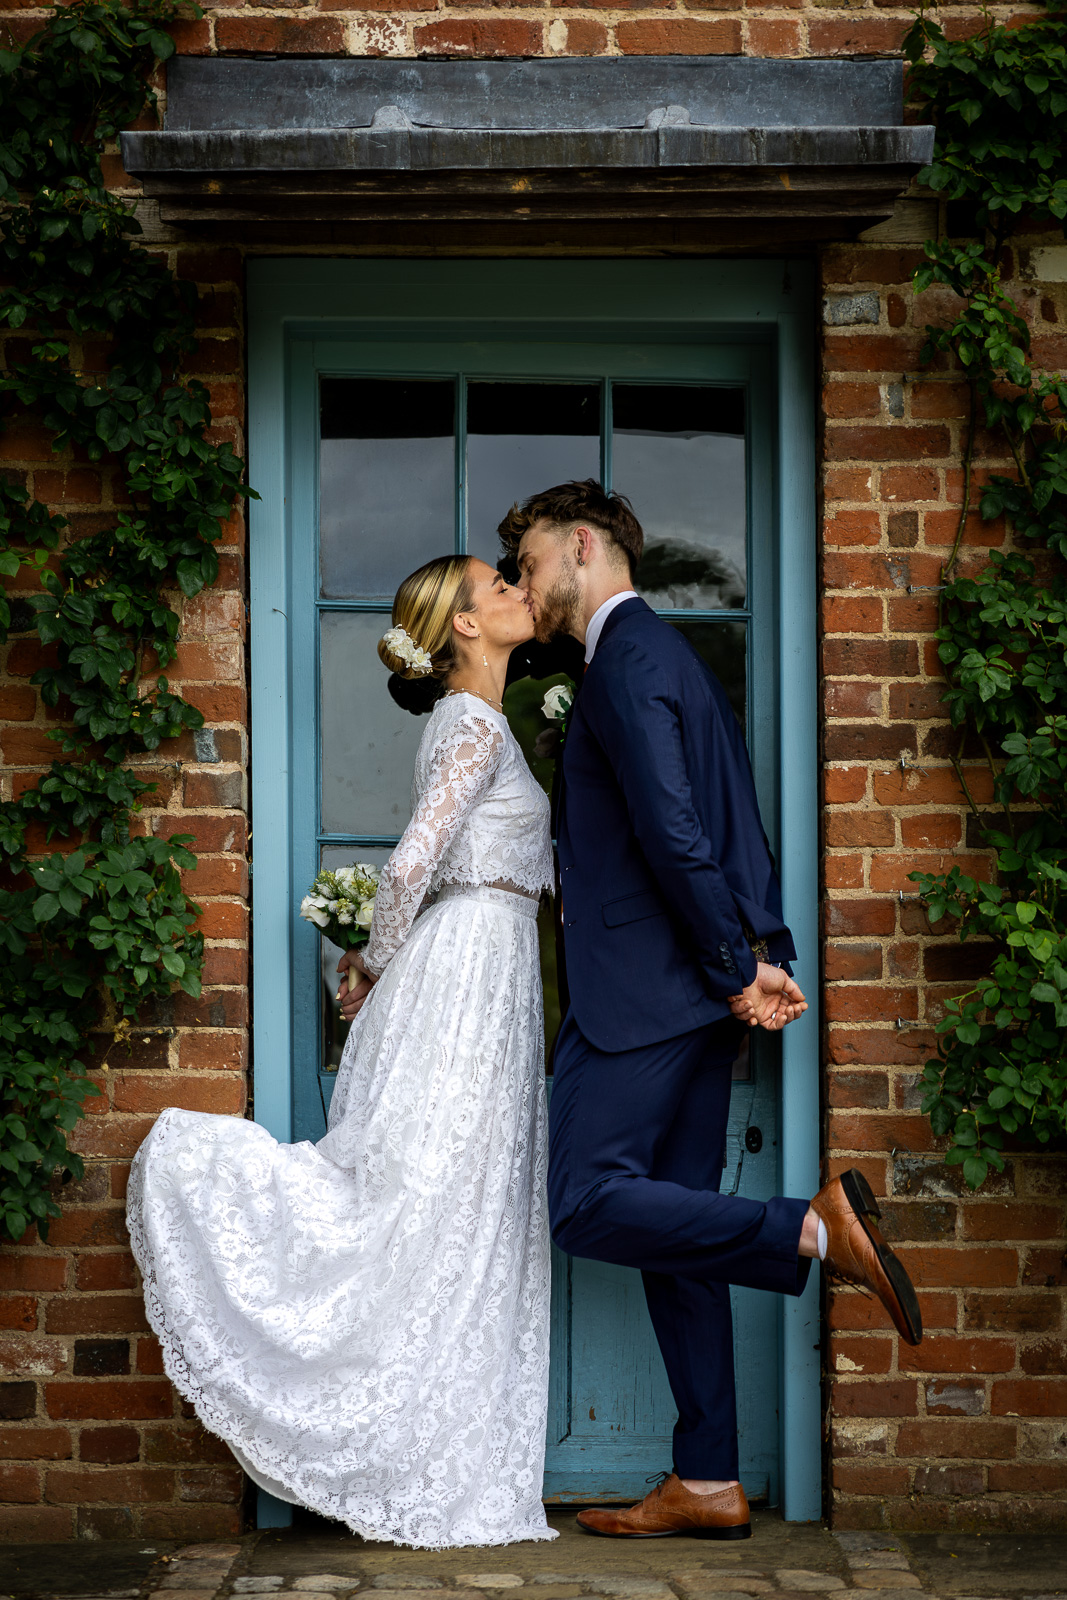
584,590,637,663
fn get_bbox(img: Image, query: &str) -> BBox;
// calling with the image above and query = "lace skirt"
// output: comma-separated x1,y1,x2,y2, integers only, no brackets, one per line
126,885,556,1549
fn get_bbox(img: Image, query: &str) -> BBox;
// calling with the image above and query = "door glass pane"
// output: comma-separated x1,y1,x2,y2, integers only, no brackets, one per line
613,385,747,612
318,844,394,1075
320,378,455,600
466,382,600,567
320,612,425,835
670,618,747,731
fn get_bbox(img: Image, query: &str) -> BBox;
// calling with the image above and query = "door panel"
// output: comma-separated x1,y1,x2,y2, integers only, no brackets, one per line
290,333,781,1506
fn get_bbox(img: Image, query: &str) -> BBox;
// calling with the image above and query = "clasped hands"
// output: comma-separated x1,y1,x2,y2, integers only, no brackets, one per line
728,961,808,1032
337,951,377,1021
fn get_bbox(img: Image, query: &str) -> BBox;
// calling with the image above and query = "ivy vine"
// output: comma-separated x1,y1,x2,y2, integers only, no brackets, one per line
904,5,1067,1186
0,1,251,1241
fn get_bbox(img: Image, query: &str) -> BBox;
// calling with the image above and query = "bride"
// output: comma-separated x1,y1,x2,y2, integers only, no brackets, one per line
126,555,558,1550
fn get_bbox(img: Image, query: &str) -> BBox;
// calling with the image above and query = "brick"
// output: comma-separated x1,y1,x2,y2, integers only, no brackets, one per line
825,681,882,719
0,685,36,719
746,18,801,53
988,1461,1067,1494
961,1203,1064,1242
821,595,883,635
72,1339,130,1377
1021,1338,1067,1375
912,1464,985,1497
137,1336,166,1376
924,942,996,983
873,765,994,808
143,1423,234,1466
182,770,245,810
823,333,925,374
214,14,345,50
964,1292,1062,1335
991,1379,1067,1416
0,1297,37,1332
825,466,874,502
44,1208,129,1250
0,1425,70,1460
155,814,247,854
832,1461,910,1496
824,724,916,762
899,1336,1015,1374
824,855,864,890
111,1076,245,1116
895,1418,1017,1459
826,425,951,463
193,901,249,942
888,683,950,723
45,1380,173,1421
870,853,989,894
140,1504,243,1540
1022,1248,1067,1287
822,639,920,678
825,811,894,848
895,1247,1019,1289
414,19,543,53
887,510,919,548
177,1466,244,1503
824,945,884,983
878,1201,956,1244
833,1291,957,1333
823,899,896,938
822,388,883,425
46,1297,149,1336
80,1425,140,1464
832,1336,893,1376
881,466,941,502
0,1462,41,1503
0,1384,36,1421
831,1379,918,1418
45,1465,175,1505
826,1156,887,1195
0,1503,72,1538
824,990,919,1027
899,812,962,849
615,18,741,52
0,1257,66,1293
921,1378,985,1421
177,1031,248,1073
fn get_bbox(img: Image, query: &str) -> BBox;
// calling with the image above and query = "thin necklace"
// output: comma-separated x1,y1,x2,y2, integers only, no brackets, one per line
446,685,504,712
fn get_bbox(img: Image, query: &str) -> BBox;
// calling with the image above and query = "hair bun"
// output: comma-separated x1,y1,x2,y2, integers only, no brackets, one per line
387,672,444,717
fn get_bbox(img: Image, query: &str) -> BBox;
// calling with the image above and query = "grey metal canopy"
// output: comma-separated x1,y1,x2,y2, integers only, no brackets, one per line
121,56,934,230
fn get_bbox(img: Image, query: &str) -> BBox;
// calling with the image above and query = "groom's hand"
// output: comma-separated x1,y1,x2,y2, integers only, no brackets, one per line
728,962,808,1031
337,951,377,1021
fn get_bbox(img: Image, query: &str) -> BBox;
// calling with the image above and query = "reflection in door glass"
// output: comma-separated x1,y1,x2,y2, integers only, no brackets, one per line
320,379,455,601
319,843,393,1076
320,612,424,836
467,383,599,568
613,385,747,612
669,618,747,731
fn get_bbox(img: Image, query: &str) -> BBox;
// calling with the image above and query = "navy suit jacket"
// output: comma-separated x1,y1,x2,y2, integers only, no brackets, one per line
557,596,796,1053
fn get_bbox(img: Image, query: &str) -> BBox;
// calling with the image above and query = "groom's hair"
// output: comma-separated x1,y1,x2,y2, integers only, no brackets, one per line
498,479,644,578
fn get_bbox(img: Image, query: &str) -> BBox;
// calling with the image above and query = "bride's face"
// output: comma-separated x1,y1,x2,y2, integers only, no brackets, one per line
455,559,535,654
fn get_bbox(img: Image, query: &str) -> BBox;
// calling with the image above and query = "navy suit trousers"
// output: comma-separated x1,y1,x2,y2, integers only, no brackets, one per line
548,1011,812,1481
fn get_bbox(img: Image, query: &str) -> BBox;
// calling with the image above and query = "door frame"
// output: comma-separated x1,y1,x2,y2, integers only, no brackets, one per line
247,258,821,1522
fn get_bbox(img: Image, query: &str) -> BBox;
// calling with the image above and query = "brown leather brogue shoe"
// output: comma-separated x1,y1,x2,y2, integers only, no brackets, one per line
812,1168,922,1346
576,1474,750,1539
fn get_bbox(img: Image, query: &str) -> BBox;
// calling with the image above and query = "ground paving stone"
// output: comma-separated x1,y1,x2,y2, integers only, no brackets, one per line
851,1580,922,1592
290,1581,359,1592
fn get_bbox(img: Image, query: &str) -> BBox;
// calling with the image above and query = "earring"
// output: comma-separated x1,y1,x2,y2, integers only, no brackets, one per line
576,554,585,567
482,652,489,668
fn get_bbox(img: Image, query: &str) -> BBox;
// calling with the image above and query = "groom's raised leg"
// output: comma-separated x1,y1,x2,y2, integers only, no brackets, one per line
548,1011,810,1296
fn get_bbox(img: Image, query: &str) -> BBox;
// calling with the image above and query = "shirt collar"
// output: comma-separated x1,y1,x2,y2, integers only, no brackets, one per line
584,590,638,664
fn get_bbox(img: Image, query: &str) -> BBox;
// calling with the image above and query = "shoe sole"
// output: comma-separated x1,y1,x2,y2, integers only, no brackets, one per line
841,1167,923,1346
577,1522,751,1540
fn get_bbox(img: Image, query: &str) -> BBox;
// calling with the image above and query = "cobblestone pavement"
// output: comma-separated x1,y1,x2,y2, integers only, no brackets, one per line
1,1514,1064,1600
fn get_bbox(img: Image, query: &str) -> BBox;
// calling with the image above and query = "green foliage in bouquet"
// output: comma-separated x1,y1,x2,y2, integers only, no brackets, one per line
904,5,1067,1186
0,1,252,1241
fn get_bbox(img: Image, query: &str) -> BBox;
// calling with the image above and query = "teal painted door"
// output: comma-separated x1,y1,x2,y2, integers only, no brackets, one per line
284,328,784,1506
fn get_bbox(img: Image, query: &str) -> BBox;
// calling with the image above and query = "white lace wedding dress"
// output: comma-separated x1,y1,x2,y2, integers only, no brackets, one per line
126,693,558,1549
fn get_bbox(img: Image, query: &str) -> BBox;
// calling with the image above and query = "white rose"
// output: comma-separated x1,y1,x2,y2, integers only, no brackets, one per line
356,901,375,928
542,683,574,722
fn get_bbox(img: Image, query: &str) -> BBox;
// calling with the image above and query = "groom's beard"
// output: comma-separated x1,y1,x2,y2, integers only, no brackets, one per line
532,569,582,644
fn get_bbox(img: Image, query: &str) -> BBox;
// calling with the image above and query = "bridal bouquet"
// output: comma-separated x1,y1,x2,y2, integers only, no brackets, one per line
300,862,381,951
535,679,576,761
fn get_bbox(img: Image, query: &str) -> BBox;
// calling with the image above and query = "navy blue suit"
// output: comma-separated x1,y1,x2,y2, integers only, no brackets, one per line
548,597,810,1482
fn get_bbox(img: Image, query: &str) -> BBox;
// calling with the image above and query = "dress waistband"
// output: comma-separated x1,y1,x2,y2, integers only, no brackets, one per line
436,883,539,920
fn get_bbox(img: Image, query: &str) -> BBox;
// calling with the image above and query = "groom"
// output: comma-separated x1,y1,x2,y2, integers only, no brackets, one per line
499,480,922,1540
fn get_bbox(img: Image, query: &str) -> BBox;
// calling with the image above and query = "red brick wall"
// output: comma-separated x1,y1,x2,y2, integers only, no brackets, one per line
1,0,1062,1542
820,235,1067,1532
0,234,250,1539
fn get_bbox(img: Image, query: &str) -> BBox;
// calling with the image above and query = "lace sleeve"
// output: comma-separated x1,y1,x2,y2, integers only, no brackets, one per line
362,710,505,977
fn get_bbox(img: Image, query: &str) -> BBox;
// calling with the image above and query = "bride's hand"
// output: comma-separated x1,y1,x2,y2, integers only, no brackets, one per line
337,950,377,1021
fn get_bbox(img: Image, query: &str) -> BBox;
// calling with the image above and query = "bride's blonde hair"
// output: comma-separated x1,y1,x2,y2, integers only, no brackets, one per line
378,555,475,683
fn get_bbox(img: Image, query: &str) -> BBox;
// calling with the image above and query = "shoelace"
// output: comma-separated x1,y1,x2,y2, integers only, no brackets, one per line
644,1469,673,1500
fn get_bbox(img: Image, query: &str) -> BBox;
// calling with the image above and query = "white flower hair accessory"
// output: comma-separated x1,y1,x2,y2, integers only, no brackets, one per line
381,625,434,677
